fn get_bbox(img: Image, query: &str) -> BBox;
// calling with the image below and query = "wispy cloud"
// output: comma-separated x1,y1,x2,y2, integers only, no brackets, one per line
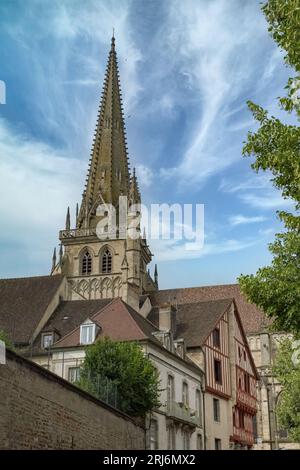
136,164,154,189
156,0,278,188
150,236,257,262
220,174,293,210
240,192,293,209
0,118,82,247
229,214,267,226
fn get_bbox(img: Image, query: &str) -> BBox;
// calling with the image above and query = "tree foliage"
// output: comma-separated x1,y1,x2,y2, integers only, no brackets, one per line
272,338,300,442
238,0,300,335
0,330,14,350
77,337,160,417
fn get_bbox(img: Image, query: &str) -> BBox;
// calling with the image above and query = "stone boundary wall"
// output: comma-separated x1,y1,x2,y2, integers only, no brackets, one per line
0,349,145,449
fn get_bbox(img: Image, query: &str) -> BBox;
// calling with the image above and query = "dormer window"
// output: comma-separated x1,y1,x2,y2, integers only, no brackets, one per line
80,322,96,345
81,250,92,275
42,332,53,349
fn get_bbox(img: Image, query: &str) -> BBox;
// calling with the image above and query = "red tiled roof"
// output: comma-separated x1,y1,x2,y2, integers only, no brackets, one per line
149,284,270,334
53,298,159,348
0,275,64,344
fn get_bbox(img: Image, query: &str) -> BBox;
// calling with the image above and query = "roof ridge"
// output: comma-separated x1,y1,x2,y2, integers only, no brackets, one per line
178,297,234,308
157,283,239,293
0,274,63,282
123,301,159,331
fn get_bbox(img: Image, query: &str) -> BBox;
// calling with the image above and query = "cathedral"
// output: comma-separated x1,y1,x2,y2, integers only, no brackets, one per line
0,37,297,451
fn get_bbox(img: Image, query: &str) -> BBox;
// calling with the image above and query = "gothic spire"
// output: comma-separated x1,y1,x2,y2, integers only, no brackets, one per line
65,206,70,230
129,167,141,206
51,247,56,272
154,263,158,287
78,36,130,229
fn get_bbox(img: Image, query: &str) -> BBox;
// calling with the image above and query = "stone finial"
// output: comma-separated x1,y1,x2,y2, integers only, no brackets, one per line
154,263,158,287
51,247,56,272
65,206,70,230
59,243,63,264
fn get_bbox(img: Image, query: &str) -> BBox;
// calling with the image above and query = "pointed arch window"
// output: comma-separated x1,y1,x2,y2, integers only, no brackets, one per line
81,250,92,275
101,248,112,273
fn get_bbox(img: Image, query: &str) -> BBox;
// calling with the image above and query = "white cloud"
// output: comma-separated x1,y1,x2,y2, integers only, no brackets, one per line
157,0,271,187
135,165,154,188
219,174,271,193
150,236,257,262
229,214,267,226
240,192,293,209
220,174,293,210
0,118,83,247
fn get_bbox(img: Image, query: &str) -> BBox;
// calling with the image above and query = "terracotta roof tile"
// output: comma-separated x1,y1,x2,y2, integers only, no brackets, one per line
0,275,64,344
149,284,270,334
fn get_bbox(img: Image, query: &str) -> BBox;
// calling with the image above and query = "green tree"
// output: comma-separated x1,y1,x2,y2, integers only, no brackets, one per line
0,330,14,350
272,338,300,442
77,337,160,417
238,0,300,335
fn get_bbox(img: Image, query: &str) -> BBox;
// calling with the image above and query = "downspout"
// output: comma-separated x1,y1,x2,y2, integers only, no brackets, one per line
267,332,278,450
200,346,207,450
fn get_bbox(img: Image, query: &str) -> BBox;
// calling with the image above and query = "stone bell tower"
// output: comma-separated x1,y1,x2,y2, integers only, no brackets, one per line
51,36,157,309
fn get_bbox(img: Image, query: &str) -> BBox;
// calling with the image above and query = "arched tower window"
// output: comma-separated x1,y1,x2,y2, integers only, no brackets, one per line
81,250,92,275
101,248,112,273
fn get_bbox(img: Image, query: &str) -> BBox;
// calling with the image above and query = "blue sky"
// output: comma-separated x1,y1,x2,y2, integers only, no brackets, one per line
0,0,295,288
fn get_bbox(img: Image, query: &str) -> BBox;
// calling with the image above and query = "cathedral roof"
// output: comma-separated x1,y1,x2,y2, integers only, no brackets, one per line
149,284,270,335
0,275,64,344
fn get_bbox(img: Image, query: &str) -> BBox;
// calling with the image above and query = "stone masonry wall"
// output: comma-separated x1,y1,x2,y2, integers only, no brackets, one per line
0,349,145,449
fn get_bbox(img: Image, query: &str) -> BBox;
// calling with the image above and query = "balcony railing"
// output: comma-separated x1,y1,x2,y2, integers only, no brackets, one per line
59,228,98,239
237,389,257,412
166,401,200,427
232,426,254,446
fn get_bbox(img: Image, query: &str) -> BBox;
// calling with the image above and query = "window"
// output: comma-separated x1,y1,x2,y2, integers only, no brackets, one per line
278,428,289,439
244,373,250,393
167,375,174,407
80,323,95,345
215,438,222,450
168,426,176,450
182,382,189,407
182,430,190,450
149,420,158,450
214,359,222,384
68,367,80,383
101,248,112,273
81,250,92,275
197,434,203,450
238,346,242,360
213,398,220,422
196,389,202,422
41,333,53,349
239,409,244,429
243,350,247,361
213,328,220,348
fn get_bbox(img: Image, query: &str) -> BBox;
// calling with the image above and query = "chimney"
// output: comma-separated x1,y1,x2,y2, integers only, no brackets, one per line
159,303,177,336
